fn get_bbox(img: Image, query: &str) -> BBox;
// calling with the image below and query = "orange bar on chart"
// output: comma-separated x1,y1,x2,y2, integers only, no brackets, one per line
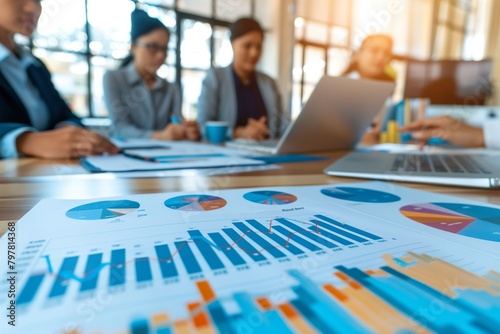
196,281,216,303
187,301,215,334
187,302,202,312
323,284,348,302
174,320,191,334
278,303,317,334
326,278,430,333
151,313,169,326
192,311,210,329
256,297,273,311
334,271,350,282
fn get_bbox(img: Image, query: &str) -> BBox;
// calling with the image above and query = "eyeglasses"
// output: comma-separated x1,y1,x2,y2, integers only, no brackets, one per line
135,41,169,55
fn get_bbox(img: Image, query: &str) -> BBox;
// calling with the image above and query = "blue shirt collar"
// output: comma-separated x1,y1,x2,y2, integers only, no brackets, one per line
124,61,162,90
0,42,39,69
0,43,11,63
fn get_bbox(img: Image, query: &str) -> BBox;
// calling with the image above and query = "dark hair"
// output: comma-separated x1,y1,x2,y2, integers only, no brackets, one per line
120,9,170,68
120,54,135,68
342,34,394,81
229,17,264,42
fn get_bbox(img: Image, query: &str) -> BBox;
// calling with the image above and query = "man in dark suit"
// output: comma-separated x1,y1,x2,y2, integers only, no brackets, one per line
0,0,118,159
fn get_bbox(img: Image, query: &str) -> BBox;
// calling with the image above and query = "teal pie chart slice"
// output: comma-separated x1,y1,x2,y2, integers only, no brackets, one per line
321,187,401,203
243,191,297,205
66,200,140,220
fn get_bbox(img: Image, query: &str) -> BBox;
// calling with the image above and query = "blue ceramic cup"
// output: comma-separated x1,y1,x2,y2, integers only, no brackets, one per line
205,121,229,144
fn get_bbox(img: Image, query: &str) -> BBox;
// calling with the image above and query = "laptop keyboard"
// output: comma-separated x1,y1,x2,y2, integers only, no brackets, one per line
390,154,491,174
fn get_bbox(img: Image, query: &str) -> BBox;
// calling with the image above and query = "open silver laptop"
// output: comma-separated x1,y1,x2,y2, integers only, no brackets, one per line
324,150,500,188
225,76,395,154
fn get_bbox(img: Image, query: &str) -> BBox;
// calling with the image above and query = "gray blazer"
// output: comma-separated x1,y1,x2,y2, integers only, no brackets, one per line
197,65,288,138
103,62,183,139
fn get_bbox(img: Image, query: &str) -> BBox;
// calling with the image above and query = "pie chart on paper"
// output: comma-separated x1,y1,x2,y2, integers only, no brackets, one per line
400,203,500,242
243,190,297,205
164,195,227,211
66,200,140,220
321,187,401,203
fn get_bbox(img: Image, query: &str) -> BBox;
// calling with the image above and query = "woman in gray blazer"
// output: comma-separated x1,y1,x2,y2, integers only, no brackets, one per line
197,18,288,140
104,9,199,141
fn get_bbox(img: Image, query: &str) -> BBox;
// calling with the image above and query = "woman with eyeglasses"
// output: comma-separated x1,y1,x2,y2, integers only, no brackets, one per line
0,0,119,158
103,9,199,141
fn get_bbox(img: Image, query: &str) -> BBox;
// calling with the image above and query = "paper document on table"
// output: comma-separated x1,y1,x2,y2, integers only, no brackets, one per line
1,181,499,333
81,141,265,172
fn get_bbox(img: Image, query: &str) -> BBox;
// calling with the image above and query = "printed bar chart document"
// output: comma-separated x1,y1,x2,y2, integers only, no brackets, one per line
1,181,499,333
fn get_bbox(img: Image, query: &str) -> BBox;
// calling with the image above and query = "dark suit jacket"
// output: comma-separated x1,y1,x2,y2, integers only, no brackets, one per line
0,56,83,139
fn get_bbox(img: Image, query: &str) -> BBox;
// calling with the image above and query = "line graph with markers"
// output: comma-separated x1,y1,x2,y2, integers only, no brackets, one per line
1,181,499,333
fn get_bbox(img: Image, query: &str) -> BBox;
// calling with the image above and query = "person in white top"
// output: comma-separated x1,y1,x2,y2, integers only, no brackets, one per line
400,115,500,149
343,34,395,145
342,34,395,82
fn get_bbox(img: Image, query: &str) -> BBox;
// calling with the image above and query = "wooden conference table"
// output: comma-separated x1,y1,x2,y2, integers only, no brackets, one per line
0,150,499,236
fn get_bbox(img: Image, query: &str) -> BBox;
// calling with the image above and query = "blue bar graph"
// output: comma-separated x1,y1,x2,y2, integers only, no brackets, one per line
308,227,354,246
188,230,225,270
233,222,287,259
207,232,247,266
245,220,305,255
222,228,267,262
17,274,45,305
335,266,479,333
233,293,293,333
289,270,368,333
310,220,368,243
80,253,103,292
315,214,382,240
207,300,234,333
154,245,178,279
174,241,202,274
109,249,126,286
272,226,322,252
291,295,331,333
135,257,153,282
275,218,338,249
49,256,79,298
131,319,150,334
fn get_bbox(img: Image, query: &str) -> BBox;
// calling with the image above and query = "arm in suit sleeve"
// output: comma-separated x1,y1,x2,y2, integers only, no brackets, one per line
196,69,219,136
483,119,500,149
0,126,36,158
35,59,83,128
103,71,153,139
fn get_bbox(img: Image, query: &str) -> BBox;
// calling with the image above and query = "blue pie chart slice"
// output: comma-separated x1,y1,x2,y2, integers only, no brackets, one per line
243,191,297,205
66,200,140,220
164,195,227,211
321,187,401,203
